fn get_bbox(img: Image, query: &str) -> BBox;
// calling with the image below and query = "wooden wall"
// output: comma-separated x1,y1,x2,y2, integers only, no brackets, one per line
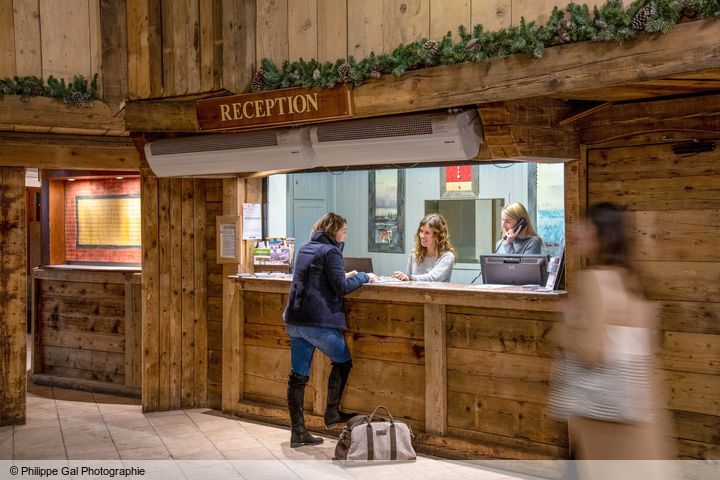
0,0,100,86
140,169,209,411
0,166,26,425
580,94,720,460
32,268,142,394
255,0,607,65
120,0,609,100
126,0,255,99
205,179,223,409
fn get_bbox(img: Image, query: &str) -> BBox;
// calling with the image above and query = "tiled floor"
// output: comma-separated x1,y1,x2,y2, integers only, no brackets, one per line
0,382,530,479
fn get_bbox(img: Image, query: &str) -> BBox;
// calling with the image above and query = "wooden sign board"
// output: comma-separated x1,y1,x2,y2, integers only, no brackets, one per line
196,86,353,131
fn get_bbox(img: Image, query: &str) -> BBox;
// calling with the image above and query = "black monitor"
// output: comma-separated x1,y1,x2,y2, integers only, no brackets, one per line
479,254,549,286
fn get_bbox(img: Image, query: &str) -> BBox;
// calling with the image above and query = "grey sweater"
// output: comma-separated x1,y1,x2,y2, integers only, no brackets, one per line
406,250,455,282
495,236,542,255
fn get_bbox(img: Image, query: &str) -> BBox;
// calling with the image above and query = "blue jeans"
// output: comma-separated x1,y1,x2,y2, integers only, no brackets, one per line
286,323,351,377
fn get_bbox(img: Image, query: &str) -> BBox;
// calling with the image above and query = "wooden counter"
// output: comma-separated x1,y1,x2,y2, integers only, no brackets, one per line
224,276,567,459
32,266,142,397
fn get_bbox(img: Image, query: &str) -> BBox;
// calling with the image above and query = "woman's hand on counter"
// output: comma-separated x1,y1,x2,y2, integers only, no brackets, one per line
367,273,379,283
345,270,358,280
393,271,410,281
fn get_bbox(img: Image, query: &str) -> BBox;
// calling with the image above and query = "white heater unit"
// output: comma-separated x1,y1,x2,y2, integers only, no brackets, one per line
309,110,482,167
145,128,314,177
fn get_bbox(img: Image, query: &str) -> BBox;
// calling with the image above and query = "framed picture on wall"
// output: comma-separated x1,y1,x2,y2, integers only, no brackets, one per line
440,164,479,198
368,169,405,253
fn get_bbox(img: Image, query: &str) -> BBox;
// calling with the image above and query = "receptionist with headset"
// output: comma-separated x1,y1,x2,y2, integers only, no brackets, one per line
495,202,543,255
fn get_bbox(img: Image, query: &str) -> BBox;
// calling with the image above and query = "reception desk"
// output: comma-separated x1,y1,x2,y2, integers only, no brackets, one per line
32,266,142,396
223,276,567,459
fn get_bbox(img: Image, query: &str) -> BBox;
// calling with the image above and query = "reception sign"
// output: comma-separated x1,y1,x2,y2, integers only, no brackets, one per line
196,85,353,131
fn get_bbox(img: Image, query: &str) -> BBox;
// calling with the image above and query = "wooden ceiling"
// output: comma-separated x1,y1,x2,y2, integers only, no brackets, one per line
551,68,720,102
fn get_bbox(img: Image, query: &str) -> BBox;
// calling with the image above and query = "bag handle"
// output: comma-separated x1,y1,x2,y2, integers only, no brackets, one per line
367,405,394,424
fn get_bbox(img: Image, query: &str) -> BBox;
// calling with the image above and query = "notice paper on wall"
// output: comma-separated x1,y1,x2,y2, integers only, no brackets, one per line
243,203,262,240
220,222,237,258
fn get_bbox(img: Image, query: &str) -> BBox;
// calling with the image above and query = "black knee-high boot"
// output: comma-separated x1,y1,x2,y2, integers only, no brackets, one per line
324,360,357,429
288,372,324,448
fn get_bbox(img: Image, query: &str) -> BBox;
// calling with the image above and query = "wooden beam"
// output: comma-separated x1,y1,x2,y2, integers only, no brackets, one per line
0,167,26,425
477,99,578,161
0,96,126,132
100,0,129,108
579,93,720,146
124,19,720,136
352,19,720,117
424,303,447,435
0,142,140,170
124,99,200,132
222,178,243,413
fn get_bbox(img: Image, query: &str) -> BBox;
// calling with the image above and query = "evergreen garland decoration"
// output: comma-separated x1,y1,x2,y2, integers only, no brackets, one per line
0,74,99,107
251,0,720,93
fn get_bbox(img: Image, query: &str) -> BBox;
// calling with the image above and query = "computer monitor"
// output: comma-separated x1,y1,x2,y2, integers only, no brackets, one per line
479,254,549,286
343,257,374,274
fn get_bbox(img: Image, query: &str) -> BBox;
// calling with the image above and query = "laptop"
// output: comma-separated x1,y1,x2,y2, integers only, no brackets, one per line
343,257,374,274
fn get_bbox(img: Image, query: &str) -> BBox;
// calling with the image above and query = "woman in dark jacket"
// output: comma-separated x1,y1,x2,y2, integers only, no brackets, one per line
283,212,377,447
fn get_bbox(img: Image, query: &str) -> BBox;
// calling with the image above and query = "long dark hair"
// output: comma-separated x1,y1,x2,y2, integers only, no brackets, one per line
588,202,631,268
587,202,644,295
413,213,456,264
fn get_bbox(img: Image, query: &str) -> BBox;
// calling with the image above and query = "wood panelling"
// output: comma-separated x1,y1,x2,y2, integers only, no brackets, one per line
101,0,128,105
12,0,41,77
0,167,26,425
222,0,256,95
348,0,383,59
141,169,209,411
205,179,223,409
431,0,469,41
127,0,162,99
257,0,288,66
39,0,92,81
317,0,346,62
33,268,141,395
0,0,16,78
382,0,429,51
471,0,510,31
223,279,567,458
580,94,720,147
288,0,317,61
584,110,720,460
47,179,65,264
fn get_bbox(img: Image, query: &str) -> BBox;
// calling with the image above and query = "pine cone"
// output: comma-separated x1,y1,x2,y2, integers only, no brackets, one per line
465,37,481,53
29,83,44,97
557,29,571,44
337,62,352,83
594,18,608,30
312,69,321,81
682,0,696,18
631,2,656,30
369,69,381,79
559,19,576,31
251,70,266,92
422,40,439,54
71,91,85,106
288,70,300,83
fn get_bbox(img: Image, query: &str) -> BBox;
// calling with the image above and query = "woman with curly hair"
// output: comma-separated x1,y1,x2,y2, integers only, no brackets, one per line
393,213,456,282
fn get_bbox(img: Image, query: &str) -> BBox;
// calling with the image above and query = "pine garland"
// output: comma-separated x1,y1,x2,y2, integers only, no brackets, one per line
0,74,99,107
251,0,720,92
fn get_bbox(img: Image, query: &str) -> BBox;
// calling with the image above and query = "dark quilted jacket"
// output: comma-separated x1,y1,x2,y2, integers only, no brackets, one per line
283,231,369,330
